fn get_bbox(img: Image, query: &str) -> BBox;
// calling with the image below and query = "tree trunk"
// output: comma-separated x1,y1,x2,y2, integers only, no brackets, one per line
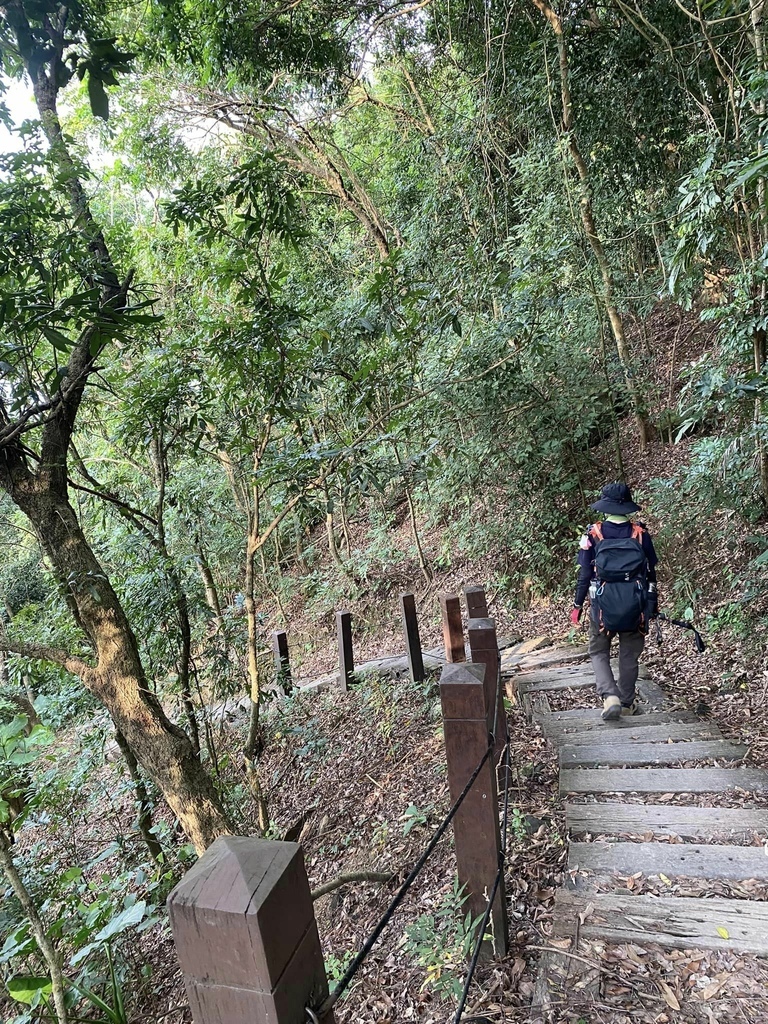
325,502,346,571
243,531,270,832
196,544,225,629
393,445,432,583
113,729,163,863
0,836,68,1024
4,487,232,854
339,498,353,556
171,572,200,757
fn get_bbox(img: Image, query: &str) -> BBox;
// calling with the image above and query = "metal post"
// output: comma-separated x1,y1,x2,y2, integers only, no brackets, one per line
439,663,508,957
464,585,489,619
336,610,354,690
467,617,504,754
271,630,292,694
400,592,425,683
167,836,335,1024
439,593,465,663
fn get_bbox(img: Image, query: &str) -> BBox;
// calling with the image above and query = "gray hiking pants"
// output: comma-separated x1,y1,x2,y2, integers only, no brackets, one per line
588,616,645,705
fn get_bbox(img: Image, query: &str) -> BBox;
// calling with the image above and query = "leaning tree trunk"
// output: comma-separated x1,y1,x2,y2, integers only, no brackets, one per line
6,485,232,854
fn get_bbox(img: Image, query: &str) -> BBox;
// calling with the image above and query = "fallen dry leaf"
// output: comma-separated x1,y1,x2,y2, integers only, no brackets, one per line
659,980,681,1010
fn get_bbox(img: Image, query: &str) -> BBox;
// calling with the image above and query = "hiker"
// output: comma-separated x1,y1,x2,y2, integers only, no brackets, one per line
569,483,658,721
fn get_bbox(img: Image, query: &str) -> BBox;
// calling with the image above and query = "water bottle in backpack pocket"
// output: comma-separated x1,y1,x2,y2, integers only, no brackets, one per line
589,526,649,634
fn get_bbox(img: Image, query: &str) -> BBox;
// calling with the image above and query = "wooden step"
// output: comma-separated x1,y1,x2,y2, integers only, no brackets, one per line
568,841,768,882
514,663,603,685
555,722,721,747
521,677,664,712
560,767,768,795
559,739,747,768
520,675,594,693
553,889,768,954
539,707,696,727
567,802,768,839
502,645,588,673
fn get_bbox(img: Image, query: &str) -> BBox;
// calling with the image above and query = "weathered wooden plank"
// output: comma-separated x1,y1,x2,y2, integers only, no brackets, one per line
553,890,768,954
521,675,594,693
514,659,647,684
637,677,666,710
509,636,552,656
559,740,747,769
542,713,703,739
513,663,598,684
519,667,653,694
566,801,768,839
537,710,699,739
541,707,696,727
531,694,553,719
568,841,768,882
503,645,588,673
555,722,721,747
561,767,768,794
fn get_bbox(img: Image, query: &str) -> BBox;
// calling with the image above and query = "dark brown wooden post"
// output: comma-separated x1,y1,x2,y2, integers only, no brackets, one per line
400,592,425,683
271,630,292,693
336,609,354,690
467,617,504,753
167,836,335,1024
464,585,489,619
439,593,465,663
439,662,508,957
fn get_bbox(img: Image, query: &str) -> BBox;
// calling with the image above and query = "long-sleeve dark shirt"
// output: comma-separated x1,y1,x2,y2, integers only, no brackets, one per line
574,519,658,606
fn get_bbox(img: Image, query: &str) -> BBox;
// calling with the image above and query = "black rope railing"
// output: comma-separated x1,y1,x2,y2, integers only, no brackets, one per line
311,654,508,1020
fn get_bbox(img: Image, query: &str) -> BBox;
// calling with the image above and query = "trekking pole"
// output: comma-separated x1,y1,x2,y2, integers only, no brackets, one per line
656,612,706,654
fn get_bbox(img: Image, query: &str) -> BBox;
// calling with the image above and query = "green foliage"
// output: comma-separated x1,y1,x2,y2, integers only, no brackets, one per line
401,880,482,1000
400,803,432,837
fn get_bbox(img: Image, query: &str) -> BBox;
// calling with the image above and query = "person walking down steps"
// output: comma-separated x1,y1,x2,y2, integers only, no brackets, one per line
569,483,659,722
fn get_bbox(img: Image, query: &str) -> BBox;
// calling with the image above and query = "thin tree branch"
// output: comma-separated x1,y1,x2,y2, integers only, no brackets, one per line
0,635,95,680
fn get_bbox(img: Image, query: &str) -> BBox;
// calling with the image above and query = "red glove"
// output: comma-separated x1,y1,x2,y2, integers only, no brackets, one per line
569,606,582,626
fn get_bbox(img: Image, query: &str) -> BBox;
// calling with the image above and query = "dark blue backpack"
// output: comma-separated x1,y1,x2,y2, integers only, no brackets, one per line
589,523,649,634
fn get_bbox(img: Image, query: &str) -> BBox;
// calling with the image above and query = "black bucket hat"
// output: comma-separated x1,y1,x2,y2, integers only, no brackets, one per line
590,482,641,515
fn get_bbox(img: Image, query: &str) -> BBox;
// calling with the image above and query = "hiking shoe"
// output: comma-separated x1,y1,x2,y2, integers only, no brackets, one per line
601,696,621,721
621,702,638,717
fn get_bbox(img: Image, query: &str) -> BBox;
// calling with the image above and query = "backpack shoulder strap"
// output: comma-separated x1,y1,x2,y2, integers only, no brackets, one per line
589,522,603,542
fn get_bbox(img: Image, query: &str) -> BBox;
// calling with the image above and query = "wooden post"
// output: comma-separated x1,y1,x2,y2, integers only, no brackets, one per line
400,592,425,683
336,610,354,690
167,836,335,1024
271,630,292,693
467,617,504,753
439,663,508,957
464,585,489,619
439,593,465,663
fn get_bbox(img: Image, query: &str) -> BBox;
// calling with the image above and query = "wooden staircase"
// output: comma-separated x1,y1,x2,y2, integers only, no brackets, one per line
503,641,768,1016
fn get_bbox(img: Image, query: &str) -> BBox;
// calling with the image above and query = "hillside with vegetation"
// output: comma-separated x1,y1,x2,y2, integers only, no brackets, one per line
1,1,768,1022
